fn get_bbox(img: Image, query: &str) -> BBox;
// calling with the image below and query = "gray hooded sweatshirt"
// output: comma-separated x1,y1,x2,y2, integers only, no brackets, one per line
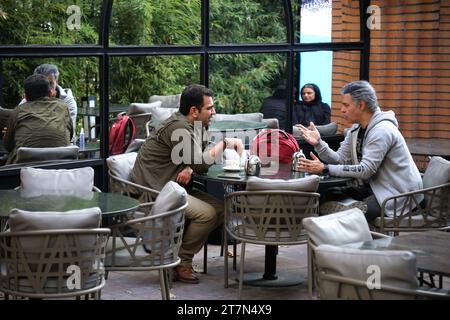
314,110,423,217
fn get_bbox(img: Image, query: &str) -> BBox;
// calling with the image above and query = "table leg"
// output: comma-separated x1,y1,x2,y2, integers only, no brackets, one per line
239,245,305,287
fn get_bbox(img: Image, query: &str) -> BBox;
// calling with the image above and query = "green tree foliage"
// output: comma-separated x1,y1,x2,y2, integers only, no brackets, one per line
1,0,286,114
0,0,100,108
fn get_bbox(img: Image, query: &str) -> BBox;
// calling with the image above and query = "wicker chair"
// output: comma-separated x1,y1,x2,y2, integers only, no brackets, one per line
303,208,389,299
372,156,450,235
105,181,187,300
314,244,450,300
1,206,109,300
0,228,109,300
224,189,319,299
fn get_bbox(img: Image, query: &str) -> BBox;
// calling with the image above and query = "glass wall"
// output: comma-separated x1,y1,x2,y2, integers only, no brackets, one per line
0,0,366,182
0,0,102,45
109,0,201,46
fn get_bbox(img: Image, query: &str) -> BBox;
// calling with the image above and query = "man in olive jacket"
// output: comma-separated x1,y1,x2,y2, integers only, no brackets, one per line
131,84,243,284
3,74,73,164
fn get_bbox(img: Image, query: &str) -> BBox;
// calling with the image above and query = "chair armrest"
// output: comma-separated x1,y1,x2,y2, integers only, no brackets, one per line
108,170,159,201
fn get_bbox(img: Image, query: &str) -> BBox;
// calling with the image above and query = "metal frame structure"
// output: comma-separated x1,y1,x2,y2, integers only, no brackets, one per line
0,0,370,190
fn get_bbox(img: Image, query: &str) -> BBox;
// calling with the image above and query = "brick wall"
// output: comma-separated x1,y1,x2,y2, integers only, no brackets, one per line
331,0,450,139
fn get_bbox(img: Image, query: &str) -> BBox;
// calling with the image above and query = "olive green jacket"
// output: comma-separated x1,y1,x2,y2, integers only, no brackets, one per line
4,97,73,164
130,112,214,191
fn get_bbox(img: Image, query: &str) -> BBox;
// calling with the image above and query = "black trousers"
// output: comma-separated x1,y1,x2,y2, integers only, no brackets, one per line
322,185,381,222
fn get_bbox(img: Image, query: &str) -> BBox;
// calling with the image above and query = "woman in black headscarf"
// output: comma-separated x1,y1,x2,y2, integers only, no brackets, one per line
293,83,331,127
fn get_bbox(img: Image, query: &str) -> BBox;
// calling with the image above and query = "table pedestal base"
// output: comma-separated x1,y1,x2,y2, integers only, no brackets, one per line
238,270,305,287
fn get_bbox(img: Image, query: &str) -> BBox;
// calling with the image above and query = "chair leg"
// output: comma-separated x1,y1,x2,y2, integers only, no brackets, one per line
159,269,169,300
238,242,246,300
203,241,208,274
233,240,237,271
307,244,313,299
224,230,229,288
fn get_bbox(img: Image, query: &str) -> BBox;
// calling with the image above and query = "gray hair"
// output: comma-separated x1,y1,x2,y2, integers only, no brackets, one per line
33,64,60,81
341,80,380,112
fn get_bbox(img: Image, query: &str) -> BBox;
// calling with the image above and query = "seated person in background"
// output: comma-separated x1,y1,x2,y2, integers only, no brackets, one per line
130,84,243,284
20,64,77,128
296,80,422,222
294,83,330,127
260,84,288,129
3,74,73,164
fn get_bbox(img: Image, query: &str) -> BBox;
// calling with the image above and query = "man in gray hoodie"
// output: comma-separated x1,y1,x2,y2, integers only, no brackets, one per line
296,80,423,222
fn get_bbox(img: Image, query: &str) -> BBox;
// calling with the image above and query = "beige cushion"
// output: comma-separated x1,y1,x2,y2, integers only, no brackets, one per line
212,113,263,123
151,181,187,215
246,175,319,192
128,101,161,115
106,152,137,180
303,208,373,246
149,94,181,109
315,122,338,136
9,207,102,231
20,167,94,196
315,244,418,299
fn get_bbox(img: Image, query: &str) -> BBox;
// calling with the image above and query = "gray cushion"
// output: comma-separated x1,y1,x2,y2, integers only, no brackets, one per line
315,244,418,299
315,122,337,136
106,152,137,181
149,106,178,126
262,118,279,129
125,139,145,153
303,208,373,246
16,145,79,163
212,113,263,123
246,175,319,206
422,156,450,213
149,94,181,109
9,207,102,231
422,156,450,188
143,181,187,252
246,175,319,192
128,101,161,115
20,167,94,196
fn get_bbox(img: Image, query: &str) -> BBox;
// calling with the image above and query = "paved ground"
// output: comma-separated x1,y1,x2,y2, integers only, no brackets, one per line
101,242,311,300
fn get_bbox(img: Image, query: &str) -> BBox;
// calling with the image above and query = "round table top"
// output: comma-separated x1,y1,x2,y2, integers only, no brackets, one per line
201,163,351,186
208,120,267,132
0,190,140,218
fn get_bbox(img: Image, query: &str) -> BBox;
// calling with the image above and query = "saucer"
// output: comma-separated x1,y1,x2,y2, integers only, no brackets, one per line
223,166,241,172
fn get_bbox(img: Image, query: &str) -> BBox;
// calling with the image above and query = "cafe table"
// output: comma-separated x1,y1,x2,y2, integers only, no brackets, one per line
197,163,351,287
343,230,450,282
0,189,140,231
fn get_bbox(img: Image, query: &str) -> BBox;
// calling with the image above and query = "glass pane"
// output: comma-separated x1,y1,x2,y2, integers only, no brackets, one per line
295,0,360,43
0,57,101,167
109,0,201,46
209,53,286,114
210,0,286,44
0,0,101,45
109,55,200,140
296,50,360,132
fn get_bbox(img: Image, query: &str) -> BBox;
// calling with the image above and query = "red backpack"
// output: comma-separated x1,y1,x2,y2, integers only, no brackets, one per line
109,113,136,155
250,129,300,165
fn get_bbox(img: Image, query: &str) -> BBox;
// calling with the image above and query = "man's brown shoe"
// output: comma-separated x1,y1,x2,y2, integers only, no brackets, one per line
173,266,200,284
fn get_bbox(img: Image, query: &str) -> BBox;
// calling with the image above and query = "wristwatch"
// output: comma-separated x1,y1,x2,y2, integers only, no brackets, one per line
322,164,330,175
